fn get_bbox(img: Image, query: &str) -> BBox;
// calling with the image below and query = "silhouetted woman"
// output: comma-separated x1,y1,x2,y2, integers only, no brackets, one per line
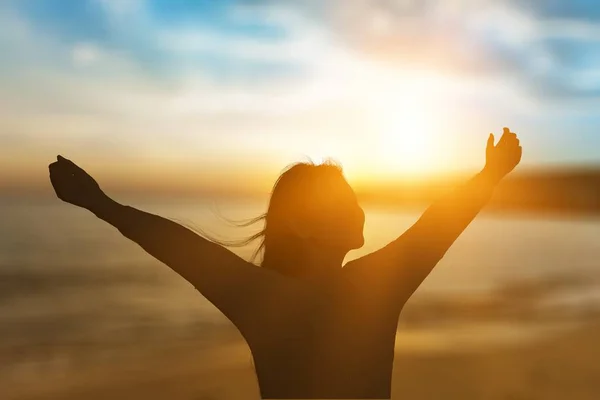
49,129,522,399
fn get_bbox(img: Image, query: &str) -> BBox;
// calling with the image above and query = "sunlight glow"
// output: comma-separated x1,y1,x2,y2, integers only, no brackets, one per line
377,97,436,175
365,68,446,178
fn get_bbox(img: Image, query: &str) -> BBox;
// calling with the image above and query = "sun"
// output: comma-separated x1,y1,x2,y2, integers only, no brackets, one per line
325,64,453,183
378,106,435,174
369,87,442,178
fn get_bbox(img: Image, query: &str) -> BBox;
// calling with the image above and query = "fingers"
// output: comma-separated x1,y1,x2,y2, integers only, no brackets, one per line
56,155,85,174
498,127,518,147
49,158,74,190
504,127,517,139
58,155,75,167
49,160,67,176
500,127,516,141
487,133,495,149
50,158,73,176
48,164,66,200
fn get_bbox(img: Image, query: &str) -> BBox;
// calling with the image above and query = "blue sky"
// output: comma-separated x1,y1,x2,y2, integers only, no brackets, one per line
1,0,599,189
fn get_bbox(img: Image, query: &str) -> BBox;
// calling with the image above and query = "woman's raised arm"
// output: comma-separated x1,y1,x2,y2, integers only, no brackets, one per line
344,129,522,308
49,156,301,327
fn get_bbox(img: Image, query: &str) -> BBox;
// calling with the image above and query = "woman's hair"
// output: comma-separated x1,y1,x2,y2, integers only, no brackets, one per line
190,159,344,275
254,159,344,274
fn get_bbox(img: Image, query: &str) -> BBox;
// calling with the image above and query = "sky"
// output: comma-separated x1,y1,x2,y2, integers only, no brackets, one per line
1,0,599,193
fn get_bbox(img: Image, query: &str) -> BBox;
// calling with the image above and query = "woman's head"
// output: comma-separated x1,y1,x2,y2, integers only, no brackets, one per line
257,160,365,274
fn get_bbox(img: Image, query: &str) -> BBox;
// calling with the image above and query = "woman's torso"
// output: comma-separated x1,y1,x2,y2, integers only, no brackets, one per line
238,275,400,399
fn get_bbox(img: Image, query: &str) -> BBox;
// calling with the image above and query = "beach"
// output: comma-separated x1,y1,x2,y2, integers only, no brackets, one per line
1,198,599,399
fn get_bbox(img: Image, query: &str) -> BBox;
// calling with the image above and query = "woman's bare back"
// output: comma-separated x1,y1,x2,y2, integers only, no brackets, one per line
241,272,399,399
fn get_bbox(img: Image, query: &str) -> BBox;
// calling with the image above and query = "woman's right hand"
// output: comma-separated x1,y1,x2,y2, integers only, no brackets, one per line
49,155,109,211
484,127,522,182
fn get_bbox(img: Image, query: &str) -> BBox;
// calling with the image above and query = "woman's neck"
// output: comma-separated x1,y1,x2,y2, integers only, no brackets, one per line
291,243,347,279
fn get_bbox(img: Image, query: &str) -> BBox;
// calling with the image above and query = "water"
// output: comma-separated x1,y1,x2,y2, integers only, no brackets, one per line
1,197,599,375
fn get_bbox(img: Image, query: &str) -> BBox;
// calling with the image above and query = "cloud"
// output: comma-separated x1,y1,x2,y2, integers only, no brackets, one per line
0,2,361,168
156,27,325,65
0,0,568,144
71,43,102,67
327,0,600,101
2,0,600,175
6,0,600,104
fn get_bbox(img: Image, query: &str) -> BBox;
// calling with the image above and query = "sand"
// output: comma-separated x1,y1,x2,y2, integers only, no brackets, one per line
4,319,600,400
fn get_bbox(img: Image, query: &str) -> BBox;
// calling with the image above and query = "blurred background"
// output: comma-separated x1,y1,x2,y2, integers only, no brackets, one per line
1,0,599,399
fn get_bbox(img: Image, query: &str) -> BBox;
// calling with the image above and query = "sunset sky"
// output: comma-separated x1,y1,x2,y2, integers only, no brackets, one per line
1,0,599,194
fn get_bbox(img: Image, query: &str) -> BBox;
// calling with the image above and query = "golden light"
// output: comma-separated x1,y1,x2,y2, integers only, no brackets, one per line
376,97,436,175
366,70,445,179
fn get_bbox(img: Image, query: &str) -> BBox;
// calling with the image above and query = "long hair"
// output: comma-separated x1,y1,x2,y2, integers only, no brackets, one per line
189,159,344,276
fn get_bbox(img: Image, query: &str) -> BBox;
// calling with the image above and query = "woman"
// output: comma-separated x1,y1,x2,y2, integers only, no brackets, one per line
49,129,521,399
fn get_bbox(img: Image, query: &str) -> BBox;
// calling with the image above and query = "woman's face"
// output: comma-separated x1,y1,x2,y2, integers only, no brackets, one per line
301,174,365,250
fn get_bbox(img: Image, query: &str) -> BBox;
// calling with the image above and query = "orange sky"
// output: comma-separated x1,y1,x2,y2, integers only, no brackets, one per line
2,0,600,197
